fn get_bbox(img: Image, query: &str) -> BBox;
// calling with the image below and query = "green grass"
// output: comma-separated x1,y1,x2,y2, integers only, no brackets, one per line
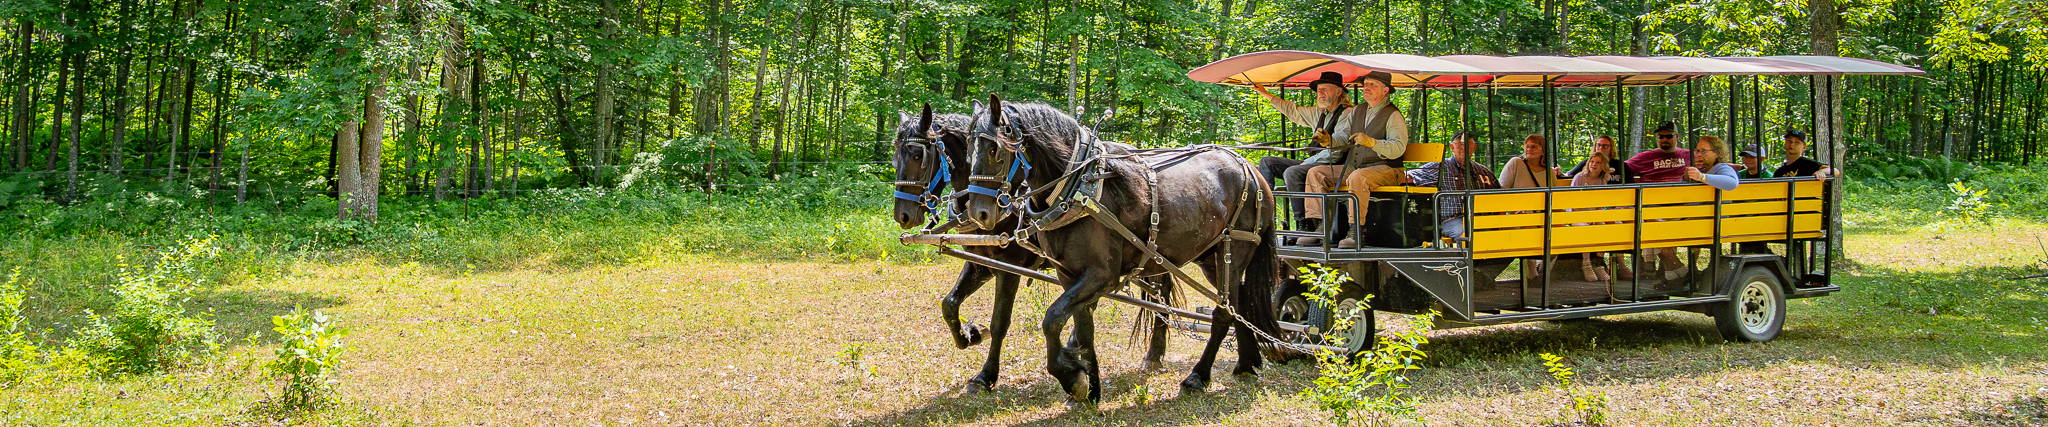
0,166,2045,425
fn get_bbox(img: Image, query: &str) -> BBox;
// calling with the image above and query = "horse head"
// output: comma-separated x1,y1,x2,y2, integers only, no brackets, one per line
962,94,1033,231
890,103,946,229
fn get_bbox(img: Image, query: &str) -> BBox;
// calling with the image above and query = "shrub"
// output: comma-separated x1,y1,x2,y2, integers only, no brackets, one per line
0,268,41,385
266,305,349,412
1298,264,1436,427
1540,353,1610,426
70,236,222,376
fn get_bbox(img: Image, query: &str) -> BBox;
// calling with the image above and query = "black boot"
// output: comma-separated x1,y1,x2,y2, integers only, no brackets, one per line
1290,218,1323,246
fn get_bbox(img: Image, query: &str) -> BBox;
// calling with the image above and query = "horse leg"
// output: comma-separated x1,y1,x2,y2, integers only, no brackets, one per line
1066,302,1103,405
1180,261,1235,394
1043,270,1111,405
941,263,993,349
1141,280,1170,371
965,272,1021,391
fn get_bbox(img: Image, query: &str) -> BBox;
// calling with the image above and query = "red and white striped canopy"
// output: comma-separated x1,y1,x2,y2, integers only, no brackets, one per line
1187,51,1925,89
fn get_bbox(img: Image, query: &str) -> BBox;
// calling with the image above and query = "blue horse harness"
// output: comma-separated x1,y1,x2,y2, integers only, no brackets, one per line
893,137,952,210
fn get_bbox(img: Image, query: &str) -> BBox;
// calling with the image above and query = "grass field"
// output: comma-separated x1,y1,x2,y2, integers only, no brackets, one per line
2,175,2047,425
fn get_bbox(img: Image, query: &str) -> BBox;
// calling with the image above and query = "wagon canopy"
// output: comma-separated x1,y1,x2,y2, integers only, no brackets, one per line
1186,50,1925,89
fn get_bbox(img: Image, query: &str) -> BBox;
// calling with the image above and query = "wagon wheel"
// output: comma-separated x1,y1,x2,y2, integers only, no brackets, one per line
1713,266,1786,343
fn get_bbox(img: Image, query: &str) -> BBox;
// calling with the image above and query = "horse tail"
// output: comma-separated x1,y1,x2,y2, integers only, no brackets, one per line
1126,278,1174,346
1237,221,1284,355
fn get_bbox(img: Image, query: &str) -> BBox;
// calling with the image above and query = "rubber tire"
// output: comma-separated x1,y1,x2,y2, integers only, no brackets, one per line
1274,279,1313,330
1714,266,1786,343
1303,298,1335,336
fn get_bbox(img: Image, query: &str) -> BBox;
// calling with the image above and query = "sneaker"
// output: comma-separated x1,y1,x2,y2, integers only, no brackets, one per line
1337,237,1358,249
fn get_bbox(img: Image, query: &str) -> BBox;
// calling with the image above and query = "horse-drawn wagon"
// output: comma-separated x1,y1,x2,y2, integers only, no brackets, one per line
888,50,1922,404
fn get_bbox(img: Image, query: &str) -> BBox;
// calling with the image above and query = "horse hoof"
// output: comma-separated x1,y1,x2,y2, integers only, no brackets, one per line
1064,397,1099,412
962,379,993,394
1140,360,1165,372
957,324,986,348
1179,377,1209,394
1066,380,1093,404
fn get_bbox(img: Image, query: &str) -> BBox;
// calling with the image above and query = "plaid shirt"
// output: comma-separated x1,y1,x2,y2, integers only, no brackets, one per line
1405,157,1498,218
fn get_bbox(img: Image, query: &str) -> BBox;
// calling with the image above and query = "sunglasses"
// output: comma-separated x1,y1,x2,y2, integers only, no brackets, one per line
1656,134,1675,139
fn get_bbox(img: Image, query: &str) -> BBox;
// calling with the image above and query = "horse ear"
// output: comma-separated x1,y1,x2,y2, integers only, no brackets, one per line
898,110,911,124
989,94,1005,127
917,103,934,135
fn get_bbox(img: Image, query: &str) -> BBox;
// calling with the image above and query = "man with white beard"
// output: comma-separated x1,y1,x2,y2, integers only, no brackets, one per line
1251,71,1355,244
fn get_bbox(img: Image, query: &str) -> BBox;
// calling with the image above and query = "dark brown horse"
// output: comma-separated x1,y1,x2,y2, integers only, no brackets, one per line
957,96,1282,405
888,104,1174,392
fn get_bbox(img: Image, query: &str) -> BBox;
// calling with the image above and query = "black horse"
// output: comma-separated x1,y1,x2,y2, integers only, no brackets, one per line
956,96,1283,405
888,105,1175,393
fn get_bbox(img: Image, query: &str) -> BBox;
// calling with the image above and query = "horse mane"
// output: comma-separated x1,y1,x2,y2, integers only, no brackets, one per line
975,102,1088,161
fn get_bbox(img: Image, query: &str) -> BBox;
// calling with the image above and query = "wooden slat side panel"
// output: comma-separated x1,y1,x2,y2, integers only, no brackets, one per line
1723,181,1792,201
1642,186,1715,205
1472,192,1545,213
1551,188,1639,210
1794,180,1823,198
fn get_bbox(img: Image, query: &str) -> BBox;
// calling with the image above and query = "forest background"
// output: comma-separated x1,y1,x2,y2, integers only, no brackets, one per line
0,0,2043,220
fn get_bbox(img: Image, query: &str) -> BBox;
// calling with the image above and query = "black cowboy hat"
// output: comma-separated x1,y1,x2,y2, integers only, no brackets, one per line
1309,71,1346,92
1784,129,1807,140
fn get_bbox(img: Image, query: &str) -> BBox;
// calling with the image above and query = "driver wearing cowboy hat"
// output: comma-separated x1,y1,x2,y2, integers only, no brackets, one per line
1251,71,1408,248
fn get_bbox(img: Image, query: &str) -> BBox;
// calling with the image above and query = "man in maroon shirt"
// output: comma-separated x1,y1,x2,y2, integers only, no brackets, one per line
1625,122,1693,183
1622,121,1694,280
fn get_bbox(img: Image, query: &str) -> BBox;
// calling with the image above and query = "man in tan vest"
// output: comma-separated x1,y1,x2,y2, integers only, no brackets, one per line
1301,71,1407,248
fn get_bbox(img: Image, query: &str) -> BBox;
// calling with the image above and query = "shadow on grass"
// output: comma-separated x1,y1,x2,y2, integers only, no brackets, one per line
195,288,348,348
1397,261,2048,389
850,360,1315,426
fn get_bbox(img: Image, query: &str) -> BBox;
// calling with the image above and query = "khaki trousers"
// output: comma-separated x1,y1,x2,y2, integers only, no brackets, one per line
1303,165,1404,223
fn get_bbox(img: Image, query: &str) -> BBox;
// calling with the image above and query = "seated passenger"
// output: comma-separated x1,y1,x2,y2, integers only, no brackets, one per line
1625,122,1693,183
1773,129,1837,180
1566,135,1633,184
1737,145,1772,179
1571,151,1617,281
1404,131,1498,243
1499,134,1562,189
1686,135,1741,191
1300,71,1407,249
1623,122,1695,280
1250,72,1353,236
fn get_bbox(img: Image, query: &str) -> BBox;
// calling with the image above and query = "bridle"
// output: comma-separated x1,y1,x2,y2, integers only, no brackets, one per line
891,134,951,211
965,106,1034,209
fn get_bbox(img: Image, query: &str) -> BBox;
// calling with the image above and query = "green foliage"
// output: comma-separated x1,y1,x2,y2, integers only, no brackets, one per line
0,268,42,386
68,236,222,376
265,305,349,412
1946,181,1993,222
1297,264,1434,427
1540,353,1610,426
1855,155,1979,182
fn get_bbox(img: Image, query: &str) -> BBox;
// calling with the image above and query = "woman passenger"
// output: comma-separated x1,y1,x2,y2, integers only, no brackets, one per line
1686,135,1741,191
1571,151,1615,282
1499,134,1563,189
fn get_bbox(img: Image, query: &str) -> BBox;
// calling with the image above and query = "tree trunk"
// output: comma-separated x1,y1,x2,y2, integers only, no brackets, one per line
10,20,32,171
593,0,619,183
44,52,66,172
549,82,589,184
110,0,135,175
66,49,84,195
404,60,421,195
689,0,728,146
1810,0,1845,259
469,46,485,196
